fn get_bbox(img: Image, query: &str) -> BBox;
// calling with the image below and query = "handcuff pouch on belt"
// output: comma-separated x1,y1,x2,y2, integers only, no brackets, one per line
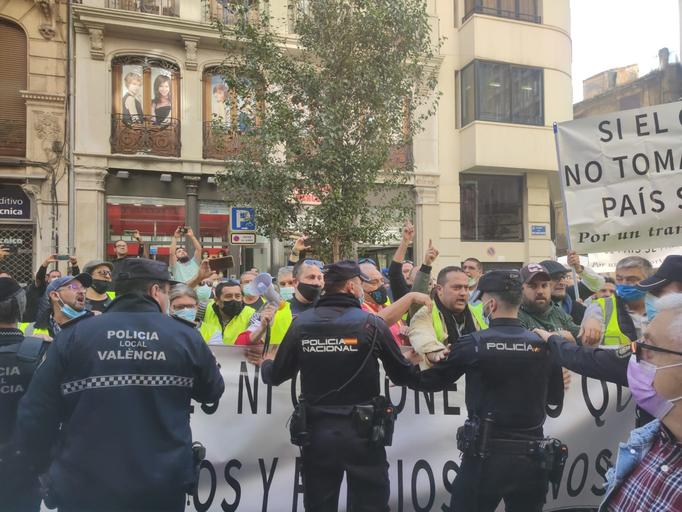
290,395,311,447
456,414,494,458
351,396,396,447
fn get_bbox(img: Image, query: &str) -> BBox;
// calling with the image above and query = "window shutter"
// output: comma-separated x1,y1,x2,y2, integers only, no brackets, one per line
0,19,27,157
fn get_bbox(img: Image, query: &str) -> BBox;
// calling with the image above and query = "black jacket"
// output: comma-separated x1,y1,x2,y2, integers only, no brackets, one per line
416,318,564,434
262,293,421,406
15,294,224,510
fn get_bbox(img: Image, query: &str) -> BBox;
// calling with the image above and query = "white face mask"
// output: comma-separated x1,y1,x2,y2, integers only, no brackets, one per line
482,299,494,324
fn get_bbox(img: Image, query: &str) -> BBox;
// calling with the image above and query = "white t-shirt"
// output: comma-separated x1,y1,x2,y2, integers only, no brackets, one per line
171,258,200,283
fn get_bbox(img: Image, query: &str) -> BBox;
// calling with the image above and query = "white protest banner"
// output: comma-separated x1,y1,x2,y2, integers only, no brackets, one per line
555,100,682,253
186,346,635,512
587,245,682,273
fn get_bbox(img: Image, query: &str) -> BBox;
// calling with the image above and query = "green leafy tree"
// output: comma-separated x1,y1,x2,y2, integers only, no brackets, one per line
215,0,440,260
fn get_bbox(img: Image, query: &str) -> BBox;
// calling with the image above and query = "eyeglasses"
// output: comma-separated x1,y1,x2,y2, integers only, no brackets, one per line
631,338,682,362
60,283,85,293
302,259,324,269
402,260,414,266
93,270,112,277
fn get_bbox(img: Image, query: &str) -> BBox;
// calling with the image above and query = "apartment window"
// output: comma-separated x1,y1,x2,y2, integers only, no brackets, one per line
0,19,27,157
110,56,181,157
202,67,259,159
460,174,524,241
460,60,543,126
463,0,540,23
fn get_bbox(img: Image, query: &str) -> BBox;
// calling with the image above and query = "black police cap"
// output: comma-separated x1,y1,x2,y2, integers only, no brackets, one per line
637,255,682,291
323,260,371,284
472,270,522,302
0,277,21,302
115,258,179,284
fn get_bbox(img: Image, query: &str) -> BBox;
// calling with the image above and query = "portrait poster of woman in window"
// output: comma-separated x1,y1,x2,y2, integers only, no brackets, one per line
121,65,143,124
151,69,172,125
210,74,232,129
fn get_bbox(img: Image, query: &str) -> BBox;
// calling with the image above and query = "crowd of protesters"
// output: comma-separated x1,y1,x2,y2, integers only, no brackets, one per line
1,221,681,512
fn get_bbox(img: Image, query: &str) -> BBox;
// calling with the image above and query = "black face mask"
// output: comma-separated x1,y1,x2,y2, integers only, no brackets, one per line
178,256,190,264
221,300,244,318
369,285,388,305
297,282,321,303
91,279,110,295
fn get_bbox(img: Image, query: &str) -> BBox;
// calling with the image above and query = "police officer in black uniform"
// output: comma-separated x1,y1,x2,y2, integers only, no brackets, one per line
0,278,50,512
259,260,424,512
15,258,224,512
416,270,565,511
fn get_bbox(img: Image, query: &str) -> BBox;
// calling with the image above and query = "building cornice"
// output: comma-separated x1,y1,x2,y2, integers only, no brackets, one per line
20,90,65,104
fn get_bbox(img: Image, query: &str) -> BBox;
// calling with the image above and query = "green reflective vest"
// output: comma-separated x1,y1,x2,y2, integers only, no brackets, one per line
18,322,50,336
270,301,293,344
431,302,487,343
200,301,256,345
595,295,631,346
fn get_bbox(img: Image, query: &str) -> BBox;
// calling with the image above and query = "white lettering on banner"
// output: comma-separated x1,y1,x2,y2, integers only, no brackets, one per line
0,238,23,245
0,209,24,216
587,246,682,273
555,100,682,253
185,347,635,512
0,197,24,205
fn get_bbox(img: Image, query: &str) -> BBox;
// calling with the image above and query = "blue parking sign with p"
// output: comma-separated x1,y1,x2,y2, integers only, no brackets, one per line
231,207,256,232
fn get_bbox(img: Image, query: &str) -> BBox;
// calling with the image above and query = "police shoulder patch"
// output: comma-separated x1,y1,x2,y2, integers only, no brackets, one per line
615,344,632,359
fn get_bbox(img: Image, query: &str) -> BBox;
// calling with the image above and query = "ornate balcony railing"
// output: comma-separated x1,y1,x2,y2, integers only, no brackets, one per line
111,114,181,157
203,122,245,160
0,120,26,158
105,0,179,17
202,0,259,25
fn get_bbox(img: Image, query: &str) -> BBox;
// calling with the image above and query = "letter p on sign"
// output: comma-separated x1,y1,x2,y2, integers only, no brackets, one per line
231,207,256,232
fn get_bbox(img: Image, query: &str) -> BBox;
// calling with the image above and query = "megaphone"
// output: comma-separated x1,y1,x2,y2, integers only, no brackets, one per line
244,273,286,310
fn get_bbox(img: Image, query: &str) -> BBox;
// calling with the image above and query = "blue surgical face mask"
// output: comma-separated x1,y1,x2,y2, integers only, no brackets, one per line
58,294,86,320
616,284,647,303
174,308,197,323
279,286,295,301
645,294,658,321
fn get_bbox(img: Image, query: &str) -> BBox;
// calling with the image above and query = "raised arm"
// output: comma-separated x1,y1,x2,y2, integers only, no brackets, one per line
187,228,203,263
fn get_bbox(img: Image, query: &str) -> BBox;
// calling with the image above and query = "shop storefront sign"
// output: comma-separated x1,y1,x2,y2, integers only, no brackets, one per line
0,186,30,220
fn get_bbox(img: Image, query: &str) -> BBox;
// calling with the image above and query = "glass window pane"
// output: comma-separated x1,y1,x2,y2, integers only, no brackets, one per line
510,66,543,125
460,174,524,241
499,0,515,16
477,61,510,123
518,0,538,18
460,64,475,126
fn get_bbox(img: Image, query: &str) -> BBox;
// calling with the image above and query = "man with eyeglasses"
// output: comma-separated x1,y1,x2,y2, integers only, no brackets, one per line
534,255,682,428
200,279,257,345
595,293,682,512
83,259,116,313
15,258,224,511
29,274,94,338
111,230,146,280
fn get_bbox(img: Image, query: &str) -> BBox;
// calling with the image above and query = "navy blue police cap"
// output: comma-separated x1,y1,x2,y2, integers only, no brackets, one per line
114,258,179,284
637,255,682,292
472,270,522,302
323,260,371,284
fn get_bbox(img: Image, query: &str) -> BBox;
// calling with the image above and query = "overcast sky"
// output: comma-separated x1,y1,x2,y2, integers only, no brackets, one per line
570,0,680,102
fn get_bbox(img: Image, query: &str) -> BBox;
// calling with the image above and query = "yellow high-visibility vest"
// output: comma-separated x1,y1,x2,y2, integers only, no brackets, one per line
200,301,256,345
431,302,487,343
